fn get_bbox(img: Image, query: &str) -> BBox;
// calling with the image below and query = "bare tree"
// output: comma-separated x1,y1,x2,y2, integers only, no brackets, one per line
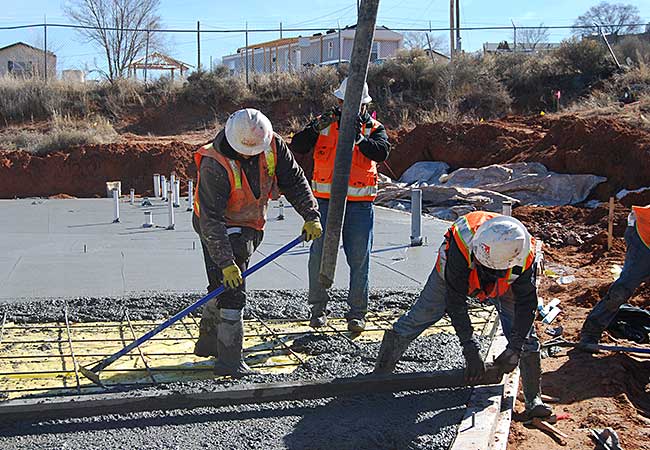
403,32,448,53
573,1,642,36
64,0,162,81
518,23,550,51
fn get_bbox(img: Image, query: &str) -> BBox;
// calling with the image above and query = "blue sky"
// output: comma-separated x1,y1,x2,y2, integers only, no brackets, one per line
2,1,650,74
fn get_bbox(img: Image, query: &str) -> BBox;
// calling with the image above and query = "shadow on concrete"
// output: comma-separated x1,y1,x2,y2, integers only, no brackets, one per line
0,390,468,445
67,222,115,228
283,390,469,450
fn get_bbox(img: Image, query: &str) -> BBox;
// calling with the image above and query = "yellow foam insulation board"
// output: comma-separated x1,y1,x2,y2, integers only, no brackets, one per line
0,307,496,400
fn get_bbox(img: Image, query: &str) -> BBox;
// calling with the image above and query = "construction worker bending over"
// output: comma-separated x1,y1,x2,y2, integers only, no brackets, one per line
580,204,650,350
192,108,322,377
291,78,390,333
374,211,553,419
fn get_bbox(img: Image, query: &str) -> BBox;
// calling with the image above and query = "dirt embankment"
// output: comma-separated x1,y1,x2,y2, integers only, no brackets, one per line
385,115,650,198
0,142,196,198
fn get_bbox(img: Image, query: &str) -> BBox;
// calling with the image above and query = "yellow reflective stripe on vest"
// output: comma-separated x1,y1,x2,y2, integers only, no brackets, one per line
228,160,242,189
265,147,276,178
311,180,377,198
452,217,475,267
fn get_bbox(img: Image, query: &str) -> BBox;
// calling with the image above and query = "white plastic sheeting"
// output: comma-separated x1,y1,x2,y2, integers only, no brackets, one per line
377,162,606,221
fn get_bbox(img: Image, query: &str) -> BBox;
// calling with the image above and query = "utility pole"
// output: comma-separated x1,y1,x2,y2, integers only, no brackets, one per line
280,22,283,39
43,15,47,83
455,0,461,53
449,0,455,59
245,22,249,85
144,30,150,82
318,0,380,288
511,19,517,53
197,21,201,70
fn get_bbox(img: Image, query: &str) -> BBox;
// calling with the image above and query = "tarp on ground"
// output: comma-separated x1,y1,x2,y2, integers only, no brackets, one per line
376,162,606,220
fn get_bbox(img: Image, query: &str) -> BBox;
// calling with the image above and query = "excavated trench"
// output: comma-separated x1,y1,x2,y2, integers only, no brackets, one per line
0,289,496,450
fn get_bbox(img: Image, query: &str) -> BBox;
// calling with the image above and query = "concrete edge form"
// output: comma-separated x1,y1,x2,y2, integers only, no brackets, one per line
0,369,504,424
451,327,518,449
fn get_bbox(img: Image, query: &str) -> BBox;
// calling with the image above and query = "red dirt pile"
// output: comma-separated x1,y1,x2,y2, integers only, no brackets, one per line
386,115,650,198
0,142,197,198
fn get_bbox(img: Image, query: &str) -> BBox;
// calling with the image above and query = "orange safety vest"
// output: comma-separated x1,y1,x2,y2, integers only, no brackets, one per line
435,211,536,301
193,140,277,231
632,205,650,249
311,118,381,202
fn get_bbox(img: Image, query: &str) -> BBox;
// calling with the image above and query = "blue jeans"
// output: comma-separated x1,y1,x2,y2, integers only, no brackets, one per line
393,269,539,354
583,226,650,335
308,198,374,319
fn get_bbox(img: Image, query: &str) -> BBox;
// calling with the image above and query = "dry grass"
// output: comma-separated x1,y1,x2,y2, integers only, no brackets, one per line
0,113,118,155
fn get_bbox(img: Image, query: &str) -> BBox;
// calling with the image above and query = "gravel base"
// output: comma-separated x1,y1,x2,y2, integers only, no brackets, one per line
0,289,494,450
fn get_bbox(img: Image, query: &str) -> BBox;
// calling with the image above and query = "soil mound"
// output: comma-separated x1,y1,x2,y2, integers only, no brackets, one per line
0,142,196,198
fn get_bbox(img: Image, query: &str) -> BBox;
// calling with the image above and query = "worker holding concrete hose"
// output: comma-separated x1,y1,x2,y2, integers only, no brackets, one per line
580,204,650,350
374,211,553,419
192,108,322,378
290,78,390,333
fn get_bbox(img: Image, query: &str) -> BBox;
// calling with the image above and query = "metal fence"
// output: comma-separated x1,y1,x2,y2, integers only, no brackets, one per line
0,21,647,84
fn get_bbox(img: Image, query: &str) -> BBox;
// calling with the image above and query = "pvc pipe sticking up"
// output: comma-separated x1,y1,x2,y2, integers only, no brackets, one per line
187,180,194,212
167,184,175,230
129,188,135,205
278,198,285,220
143,211,154,228
153,174,161,198
112,189,120,223
173,179,180,208
410,189,423,246
169,173,176,204
502,201,513,217
161,176,167,201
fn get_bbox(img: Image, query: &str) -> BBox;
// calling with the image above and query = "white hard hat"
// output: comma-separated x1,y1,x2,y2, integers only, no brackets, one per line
471,216,530,270
333,77,372,103
225,108,273,156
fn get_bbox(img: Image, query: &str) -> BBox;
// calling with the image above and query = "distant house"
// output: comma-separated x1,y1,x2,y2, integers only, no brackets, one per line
482,41,561,55
0,42,56,78
222,26,403,74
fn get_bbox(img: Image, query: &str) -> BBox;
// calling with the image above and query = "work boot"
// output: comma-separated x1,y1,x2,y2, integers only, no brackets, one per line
193,315,219,358
347,318,366,333
578,319,603,353
519,352,553,419
213,309,256,378
193,328,218,358
309,303,328,328
373,329,414,375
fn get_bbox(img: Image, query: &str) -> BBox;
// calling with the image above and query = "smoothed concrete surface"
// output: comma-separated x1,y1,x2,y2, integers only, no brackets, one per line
0,197,449,302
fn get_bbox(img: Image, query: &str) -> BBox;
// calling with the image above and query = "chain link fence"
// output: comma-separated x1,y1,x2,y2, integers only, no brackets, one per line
0,21,647,83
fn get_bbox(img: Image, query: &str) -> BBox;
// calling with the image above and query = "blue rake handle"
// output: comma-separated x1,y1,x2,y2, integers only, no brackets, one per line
80,235,304,385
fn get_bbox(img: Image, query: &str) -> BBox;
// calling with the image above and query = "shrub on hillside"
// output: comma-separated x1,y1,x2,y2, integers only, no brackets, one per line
0,114,117,154
181,67,250,107
0,78,92,123
613,36,650,66
555,38,615,80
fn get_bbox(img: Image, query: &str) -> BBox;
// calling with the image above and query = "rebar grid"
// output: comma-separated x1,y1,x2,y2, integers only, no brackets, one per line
0,306,496,399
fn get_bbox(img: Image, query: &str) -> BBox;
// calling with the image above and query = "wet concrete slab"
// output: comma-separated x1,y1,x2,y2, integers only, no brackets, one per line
0,197,450,302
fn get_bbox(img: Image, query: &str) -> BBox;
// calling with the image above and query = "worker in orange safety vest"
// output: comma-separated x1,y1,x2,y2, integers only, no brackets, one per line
192,108,322,377
374,211,554,419
291,78,391,333
580,204,650,350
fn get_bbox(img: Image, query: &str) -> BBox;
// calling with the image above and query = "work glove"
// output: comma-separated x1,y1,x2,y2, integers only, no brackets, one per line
491,348,521,375
302,220,323,241
354,114,366,144
312,107,340,132
221,264,243,289
462,341,486,384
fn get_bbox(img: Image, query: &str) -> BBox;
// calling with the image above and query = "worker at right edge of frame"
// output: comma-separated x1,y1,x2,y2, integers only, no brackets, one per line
290,77,391,333
579,203,650,350
374,211,554,420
